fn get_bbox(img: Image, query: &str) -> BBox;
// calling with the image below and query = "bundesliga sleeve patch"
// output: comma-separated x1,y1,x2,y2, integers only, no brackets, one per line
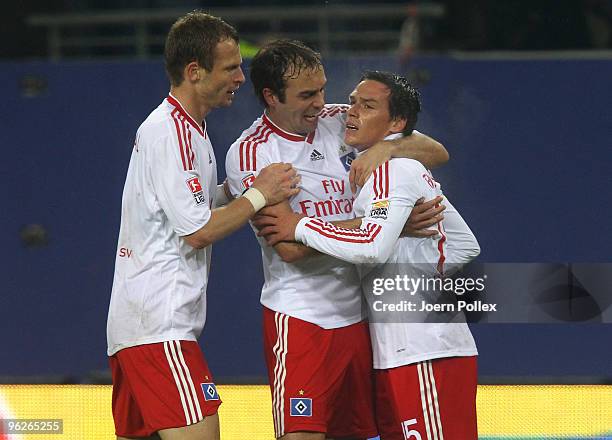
289,398,312,417
186,177,206,205
200,383,220,401
370,200,389,219
241,173,255,191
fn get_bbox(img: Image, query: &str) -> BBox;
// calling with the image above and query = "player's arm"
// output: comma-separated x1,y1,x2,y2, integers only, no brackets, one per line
183,164,300,249
349,131,448,192
437,197,480,275
253,203,363,263
260,163,420,264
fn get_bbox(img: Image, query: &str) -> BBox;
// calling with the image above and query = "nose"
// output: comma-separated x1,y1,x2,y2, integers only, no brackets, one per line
313,90,325,111
348,102,358,118
235,67,246,85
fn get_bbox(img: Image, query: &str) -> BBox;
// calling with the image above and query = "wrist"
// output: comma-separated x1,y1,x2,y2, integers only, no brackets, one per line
242,187,266,212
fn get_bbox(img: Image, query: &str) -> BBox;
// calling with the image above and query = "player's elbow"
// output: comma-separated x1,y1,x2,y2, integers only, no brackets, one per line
183,229,214,249
353,246,390,265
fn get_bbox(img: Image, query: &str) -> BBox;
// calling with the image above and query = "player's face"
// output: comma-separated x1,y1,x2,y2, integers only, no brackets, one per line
197,39,245,109
345,80,399,150
269,67,326,136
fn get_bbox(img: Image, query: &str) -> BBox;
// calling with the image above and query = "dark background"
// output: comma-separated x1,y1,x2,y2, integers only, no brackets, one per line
1,1,611,382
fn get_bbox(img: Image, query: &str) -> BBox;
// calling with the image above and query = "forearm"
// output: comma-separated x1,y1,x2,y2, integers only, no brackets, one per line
388,131,449,169
185,196,255,248
274,217,363,262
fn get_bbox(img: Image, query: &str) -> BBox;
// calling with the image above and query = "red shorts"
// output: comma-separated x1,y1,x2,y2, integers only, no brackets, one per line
375,356,478,440
109,340,221,438
263,307,377,439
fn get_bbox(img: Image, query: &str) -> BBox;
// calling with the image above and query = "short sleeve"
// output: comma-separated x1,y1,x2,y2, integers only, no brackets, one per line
148,134,211,236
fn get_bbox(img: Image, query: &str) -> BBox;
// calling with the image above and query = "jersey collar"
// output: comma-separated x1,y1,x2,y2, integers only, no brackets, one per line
166,94,206,137
262,113,315,144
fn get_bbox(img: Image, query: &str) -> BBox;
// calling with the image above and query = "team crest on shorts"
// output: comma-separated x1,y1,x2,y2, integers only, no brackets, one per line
289,398,312,417
201,383,220,401
186,177,206,205
370,199,389,219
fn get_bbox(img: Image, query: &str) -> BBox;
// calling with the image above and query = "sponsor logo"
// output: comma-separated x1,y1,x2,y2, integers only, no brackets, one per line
370,200,389,219
201,383,220,401
241,173,255,191
310,149,325,161
186,177,206,205
289,398,312,417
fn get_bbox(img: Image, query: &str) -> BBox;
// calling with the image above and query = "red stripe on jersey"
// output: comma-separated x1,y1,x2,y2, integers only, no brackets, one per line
310,218,374,238
245,126,272,171
436,213,447,275
167,95,204,137
239,123,266,171
180,116,193,170
171,109,188,171
252,128,274,171
384,161,389,198
305,221,382,244
372,169,379,199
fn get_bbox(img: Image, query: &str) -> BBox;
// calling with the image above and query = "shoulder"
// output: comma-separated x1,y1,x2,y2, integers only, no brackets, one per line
319,104,349,119
226,116,276,171
135,108,176,152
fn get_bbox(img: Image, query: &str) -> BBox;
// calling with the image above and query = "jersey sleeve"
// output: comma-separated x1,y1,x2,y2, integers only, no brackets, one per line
437,197,480,275
295,160,425,264
147,133,211,236
225,137,272,198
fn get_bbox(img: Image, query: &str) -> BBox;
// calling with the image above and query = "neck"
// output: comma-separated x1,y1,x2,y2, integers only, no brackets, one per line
170,85,210,123
266,108,308,137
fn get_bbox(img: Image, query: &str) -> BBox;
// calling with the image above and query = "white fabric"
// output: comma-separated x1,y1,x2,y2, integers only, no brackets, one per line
225,105,364,329
296,157,480,368
107,94,217,356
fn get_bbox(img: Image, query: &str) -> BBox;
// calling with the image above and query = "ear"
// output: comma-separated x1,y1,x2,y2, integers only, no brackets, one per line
389,117,408,135
184,61,203,83
262,88,279,108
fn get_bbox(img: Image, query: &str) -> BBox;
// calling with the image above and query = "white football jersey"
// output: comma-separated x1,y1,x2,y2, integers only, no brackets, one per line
225,105,364,328
296,157,480,368
107,95,217,356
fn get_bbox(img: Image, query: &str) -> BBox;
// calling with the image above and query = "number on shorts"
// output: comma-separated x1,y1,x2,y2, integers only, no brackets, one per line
401,418,422,440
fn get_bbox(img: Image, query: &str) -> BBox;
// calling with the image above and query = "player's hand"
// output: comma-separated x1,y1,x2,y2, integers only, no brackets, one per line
402,196,445,238
349,141,392,193
255,211,304,246
253,163,301,205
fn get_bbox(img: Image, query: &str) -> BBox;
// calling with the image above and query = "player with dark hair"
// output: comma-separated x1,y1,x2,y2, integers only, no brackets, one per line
107,12,299,440
258,70,481,440
226,41,449,440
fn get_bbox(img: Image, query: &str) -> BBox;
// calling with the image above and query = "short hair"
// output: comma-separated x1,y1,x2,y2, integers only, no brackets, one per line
250,39,323,107
164,11,239,87
360,70,421,136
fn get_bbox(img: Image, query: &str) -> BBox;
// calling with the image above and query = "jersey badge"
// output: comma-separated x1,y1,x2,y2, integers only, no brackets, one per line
310,149,325,161
186,177,206,205
241,173,255,191
289,398,312,417
200,383,220,401
370,200,389,220
341,151,356,172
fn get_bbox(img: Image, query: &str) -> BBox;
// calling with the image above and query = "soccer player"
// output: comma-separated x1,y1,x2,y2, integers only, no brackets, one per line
258,71,481,440
106,13,300,440
225,40,449,440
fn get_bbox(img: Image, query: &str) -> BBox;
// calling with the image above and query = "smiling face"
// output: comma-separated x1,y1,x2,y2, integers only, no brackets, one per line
196,38,245,109
265,66,326,136
344,79,406,150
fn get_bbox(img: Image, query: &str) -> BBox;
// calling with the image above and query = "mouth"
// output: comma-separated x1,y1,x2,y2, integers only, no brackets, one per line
304,114,318,123
346,122,358,131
